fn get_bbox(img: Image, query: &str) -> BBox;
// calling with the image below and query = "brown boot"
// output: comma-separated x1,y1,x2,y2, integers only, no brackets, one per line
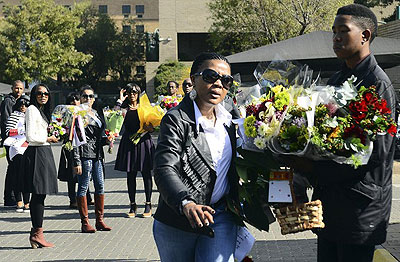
94,194,111,231
77,196,96,233
29,228,54,248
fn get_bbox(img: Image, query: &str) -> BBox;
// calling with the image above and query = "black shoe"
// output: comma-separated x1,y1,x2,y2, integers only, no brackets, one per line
69,202,77,209
4,199,16,207
127,203,137,218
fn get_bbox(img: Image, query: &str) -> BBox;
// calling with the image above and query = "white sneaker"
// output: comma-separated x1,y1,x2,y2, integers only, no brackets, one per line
16,206,24,213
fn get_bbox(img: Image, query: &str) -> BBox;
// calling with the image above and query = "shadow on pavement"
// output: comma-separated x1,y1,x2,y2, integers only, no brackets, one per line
36,260,160,262
249,239,317,262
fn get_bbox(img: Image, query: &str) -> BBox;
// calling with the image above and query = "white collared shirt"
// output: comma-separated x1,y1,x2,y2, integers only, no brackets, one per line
193,101,232,204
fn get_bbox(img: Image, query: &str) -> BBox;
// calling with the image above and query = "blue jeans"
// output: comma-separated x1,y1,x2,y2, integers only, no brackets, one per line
153,204,237,262
77,158,105,197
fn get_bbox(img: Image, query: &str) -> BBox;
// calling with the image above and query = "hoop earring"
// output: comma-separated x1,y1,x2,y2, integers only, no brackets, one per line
189,89,197,100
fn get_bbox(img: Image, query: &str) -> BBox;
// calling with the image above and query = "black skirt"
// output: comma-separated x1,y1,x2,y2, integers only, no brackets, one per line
114,132,155,173
20,145,58,194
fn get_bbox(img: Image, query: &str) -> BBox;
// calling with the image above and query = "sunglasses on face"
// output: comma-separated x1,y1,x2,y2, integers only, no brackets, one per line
36,91,49,97
21,101,30,106
193,69,233,90
82,94,95,99
73,96,80,101
183,82,192,87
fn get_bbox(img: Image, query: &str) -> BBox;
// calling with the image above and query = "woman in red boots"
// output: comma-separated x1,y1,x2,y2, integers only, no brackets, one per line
73,85,111,233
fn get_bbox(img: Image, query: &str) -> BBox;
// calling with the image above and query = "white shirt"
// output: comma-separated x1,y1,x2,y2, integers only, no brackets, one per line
25,105,50,146
193,101,232,204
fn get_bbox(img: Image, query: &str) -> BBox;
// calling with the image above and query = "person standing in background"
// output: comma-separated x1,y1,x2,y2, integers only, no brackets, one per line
57,92,94,209
1,80,24,207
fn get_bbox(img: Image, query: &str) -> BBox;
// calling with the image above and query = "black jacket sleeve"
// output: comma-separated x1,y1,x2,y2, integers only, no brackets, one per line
154,112,195,214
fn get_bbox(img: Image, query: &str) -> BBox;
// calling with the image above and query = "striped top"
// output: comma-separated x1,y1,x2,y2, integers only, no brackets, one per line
5,111,25,137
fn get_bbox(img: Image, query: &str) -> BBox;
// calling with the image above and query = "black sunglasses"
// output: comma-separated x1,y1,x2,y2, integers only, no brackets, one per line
183,82,193,87
82,94,95,99
73,96,80,100
36,91,49,97
193,69,233,90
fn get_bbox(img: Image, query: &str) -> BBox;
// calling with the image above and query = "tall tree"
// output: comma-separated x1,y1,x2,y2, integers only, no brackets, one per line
73,11,145,88
208,0,352,55
0,0,91,83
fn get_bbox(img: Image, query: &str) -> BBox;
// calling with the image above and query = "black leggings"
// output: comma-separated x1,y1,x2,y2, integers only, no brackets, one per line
127,171,152,204
30,194,46,228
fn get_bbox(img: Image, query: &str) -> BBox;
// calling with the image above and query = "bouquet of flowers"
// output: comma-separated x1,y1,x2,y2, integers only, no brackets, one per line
130,92,165,144
242,85,290,151
309,77,396,167
48,113,70,148
103,107,125,154
158,95,183,111
50,105,89,151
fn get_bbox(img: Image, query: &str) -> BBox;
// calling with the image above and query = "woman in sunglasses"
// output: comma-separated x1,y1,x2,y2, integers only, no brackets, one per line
153,52,241,262
5,95,31,213
58,92,94,209
21,84,58,248
114,83,155,218
72,85,111,233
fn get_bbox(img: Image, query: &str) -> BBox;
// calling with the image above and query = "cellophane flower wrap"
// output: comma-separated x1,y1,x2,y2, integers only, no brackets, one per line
309,76,396,167
130,92,165,145
103,107,125,154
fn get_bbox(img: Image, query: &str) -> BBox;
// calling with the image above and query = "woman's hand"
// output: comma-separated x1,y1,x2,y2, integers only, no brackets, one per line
143,123,154,132
183,203,215,229
119,88,128,102
47,135,59,143
73,166,82,175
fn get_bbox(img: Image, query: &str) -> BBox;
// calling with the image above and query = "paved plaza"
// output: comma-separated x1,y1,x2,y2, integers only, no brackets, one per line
0,141,399,262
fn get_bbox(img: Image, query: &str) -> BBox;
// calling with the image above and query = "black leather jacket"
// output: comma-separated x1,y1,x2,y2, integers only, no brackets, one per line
73,111,107,167
153,95,240,233
312,54,396,245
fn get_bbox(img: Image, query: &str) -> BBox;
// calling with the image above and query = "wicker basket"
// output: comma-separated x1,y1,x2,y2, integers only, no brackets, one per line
273,200,325,235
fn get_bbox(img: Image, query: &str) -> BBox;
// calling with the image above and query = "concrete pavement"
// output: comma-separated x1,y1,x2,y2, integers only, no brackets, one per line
0,142,399,261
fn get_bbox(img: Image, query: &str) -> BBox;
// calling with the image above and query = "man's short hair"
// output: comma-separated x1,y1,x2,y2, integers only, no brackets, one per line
12,80,23,88
337,4,378,43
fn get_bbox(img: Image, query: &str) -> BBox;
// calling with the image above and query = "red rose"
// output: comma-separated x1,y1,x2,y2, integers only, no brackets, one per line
353,112,367,122
349,101,367,114
344,125,366,144
388,124,397,137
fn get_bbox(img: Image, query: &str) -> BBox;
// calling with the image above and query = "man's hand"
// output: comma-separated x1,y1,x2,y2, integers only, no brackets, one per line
183,203,215,229
73,166,82,175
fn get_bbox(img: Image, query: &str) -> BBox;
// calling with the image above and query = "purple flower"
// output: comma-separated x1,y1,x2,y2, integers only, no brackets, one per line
292,117,307,128
275,111,285,121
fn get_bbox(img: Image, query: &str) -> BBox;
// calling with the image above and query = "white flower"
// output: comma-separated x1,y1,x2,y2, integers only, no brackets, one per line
254,136,267,150
257,122,269,136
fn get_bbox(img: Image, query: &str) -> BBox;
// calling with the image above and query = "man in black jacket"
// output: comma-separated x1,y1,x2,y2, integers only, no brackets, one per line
290,4,396,262
0,80,24,206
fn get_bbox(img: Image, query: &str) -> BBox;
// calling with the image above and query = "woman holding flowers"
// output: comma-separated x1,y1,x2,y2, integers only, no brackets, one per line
73,86,111,233
153,52,241,262
21,84,58,248
57,92,93,209
114,83,155,218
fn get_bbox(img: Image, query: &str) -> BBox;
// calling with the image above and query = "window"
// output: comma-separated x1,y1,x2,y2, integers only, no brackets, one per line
122,5,131,14
99,5,107,14
137,14,143,18
136,5,144,14
122,25,131,33
136,66,145,74
136,25,145,33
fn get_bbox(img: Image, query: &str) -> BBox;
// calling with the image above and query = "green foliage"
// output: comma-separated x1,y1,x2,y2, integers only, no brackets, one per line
0,0,92,82
153,61,188,97
208,0,352,54
354,0,396,7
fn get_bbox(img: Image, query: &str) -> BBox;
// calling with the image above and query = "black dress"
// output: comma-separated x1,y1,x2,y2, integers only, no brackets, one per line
114,109,155,173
